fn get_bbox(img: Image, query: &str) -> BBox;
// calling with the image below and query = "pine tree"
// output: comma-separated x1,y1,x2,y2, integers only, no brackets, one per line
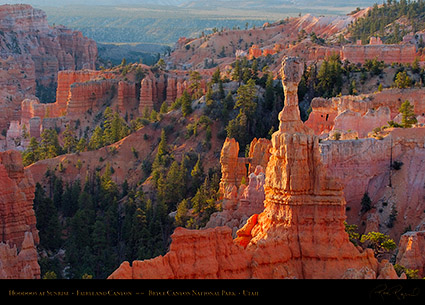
63,124,77,153
100,163,119,201
264,73,275,111
21,124,29,139
189,70,202,99
181,90,192,117
251,59,258,81
88,126,104,150
191,155,205,192
175,199,190,227
235,78,257,117
162,160,184,209
76,137,87,153
103,107,114,145
360,192,372,213
39,129,62,160
399,100,417,128
34,183,62,251
212,67,221,83
22,137,40,166
157,129,168,162
394,71,412,89
231,59,242,85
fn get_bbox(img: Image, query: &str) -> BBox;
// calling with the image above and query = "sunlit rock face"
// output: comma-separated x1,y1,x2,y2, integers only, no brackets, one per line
108,57,397,279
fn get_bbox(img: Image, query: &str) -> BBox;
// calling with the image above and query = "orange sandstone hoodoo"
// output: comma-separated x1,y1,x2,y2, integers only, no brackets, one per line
0,150,40,279
108,57,398,279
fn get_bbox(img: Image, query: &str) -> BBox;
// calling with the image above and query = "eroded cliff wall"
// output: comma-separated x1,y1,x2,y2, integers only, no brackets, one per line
0,4,97,130
0,150,39,279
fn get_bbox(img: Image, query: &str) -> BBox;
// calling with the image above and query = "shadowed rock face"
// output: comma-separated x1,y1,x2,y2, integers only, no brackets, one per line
0,150,40,279
108,56,397,279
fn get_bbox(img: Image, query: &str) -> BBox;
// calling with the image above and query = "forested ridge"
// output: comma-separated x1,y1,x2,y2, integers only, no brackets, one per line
348,0,425,44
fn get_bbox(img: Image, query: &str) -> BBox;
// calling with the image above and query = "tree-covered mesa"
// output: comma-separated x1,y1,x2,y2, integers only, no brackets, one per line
348,0,425,45
22,107,130,166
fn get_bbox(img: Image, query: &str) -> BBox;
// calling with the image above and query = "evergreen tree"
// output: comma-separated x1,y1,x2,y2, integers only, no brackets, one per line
62,180,81,217
156,129,168,164
399,100,417,128
76,137,87,153
109,112,129,143
360,192,372,213
217,79,225,99
88,126,104,150
181,90,192,117
191,155,205,192
66,206,94,278
39,129,62,160
63,124,77,154
221,91,234,121
175,199,190,227
189,71,202,99
34,183,62,251
264,73,275,111
22,137,40,166
100,163,119,203
360,231,396,259
212,67,221,83
394,71,412,89
235,78,257,117
316,55,343,98
231,59,242,85
251,59,258,81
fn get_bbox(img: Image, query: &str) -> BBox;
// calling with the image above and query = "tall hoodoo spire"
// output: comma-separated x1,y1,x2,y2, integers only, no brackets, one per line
109,56,397,279
278,56,310,134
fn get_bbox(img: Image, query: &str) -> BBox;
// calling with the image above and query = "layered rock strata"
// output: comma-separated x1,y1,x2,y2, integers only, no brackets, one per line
341,43,416,64
0,150,39,279
118,81,139,114
109,57,395,279
66,79,118,118
0,4,97,130
305,88,425,137
321,127,425,241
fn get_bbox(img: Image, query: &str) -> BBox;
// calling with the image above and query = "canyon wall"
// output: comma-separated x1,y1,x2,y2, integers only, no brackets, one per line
18,68,204,135
321,127,425,242
341,43,417,64
0,150,39,279
109,57,396,279
66,79,119,118
0,4,97,130
305,88,425,137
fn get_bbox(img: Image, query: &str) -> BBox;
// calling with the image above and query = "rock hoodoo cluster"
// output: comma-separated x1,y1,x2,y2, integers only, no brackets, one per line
206,137,271,235
0,4,97,131
109,57,397,279
0,150,40,279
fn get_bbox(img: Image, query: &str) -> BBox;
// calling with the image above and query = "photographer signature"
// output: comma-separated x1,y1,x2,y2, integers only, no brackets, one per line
370,283,420,301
